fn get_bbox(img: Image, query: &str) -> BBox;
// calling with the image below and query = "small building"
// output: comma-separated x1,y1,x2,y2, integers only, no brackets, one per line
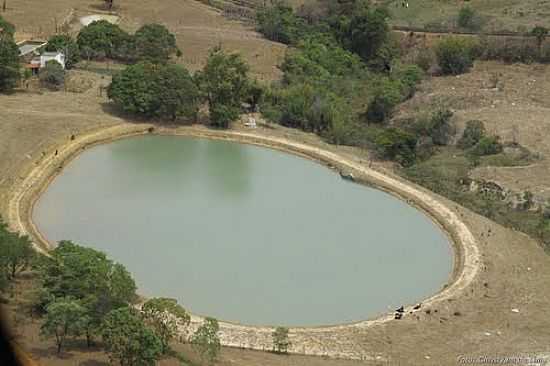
39,52,66,69
17,40,47,61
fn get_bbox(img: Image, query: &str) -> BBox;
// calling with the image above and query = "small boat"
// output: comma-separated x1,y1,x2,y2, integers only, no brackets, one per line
339,171,355,181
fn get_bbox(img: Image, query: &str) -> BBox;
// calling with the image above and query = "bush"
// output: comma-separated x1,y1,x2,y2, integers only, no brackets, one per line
366,79,402,123
415,48,435,72
457,7,479,30
45,35,80,69
256,4,305,45
435,37,475,75
470,135,503,156
395,64,423,99
108,63,199,121
458,120,485,149
39,60,65,90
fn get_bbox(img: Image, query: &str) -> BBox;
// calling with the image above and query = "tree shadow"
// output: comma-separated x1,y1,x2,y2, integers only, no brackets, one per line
30,346,74,360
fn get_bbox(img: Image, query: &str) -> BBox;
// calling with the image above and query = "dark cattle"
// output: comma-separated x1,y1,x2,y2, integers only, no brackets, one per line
413,303,421,310
394,312,403,320
396,306,404,313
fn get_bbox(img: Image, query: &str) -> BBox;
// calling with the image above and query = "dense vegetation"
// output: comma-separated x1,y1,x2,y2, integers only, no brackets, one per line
0,16,19,92
77,20,181,64
108,62,199,121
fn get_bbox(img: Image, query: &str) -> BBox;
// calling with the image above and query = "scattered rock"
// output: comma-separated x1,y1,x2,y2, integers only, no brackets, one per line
511,308,520,313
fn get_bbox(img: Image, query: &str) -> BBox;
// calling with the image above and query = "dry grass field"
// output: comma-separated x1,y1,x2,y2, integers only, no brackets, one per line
4,0,285,80
3,0,550,365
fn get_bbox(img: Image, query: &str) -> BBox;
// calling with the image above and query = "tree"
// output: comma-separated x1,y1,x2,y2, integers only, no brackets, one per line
102,307,162,366
346,6,390,62
134,23,180,64
0,219,34,280
0,27,19,92
141,297,191,354
256,4,304,44
197,47,250,128
0,15,14,36
77,20,130,60
457,7,476,30
374,127,417,166
39,60,65,90
108,62,200,121
272,326,291,354
531,26,548,54
435,38,475,75
45,34,80,69
38,241,137,346
191,317,221,364
40,297,87,354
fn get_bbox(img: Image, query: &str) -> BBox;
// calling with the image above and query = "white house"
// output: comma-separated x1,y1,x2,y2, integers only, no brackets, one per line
40,52,66,69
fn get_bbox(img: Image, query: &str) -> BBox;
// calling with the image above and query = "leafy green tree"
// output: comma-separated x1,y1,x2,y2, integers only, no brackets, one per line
45,34,80,69
346,6,390,62
531,26,548,53
102,307,162,366
39,60,65,90
77,20,130,60
374,127,417,166
197,47,250,128
0,29,19,92
272,326,291,354
366,79,401,123
0,219,34,280
134,23,180,63
40,297,88,354
0,15,15,36
191,317,221,364
435,37,475,75
458,120,486,149
395,64,423,99
141,297,190,354
256,4,304,44
108,62,199,121
38,241,137,345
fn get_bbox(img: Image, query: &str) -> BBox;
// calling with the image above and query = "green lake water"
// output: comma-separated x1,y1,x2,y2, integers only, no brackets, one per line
33,135,452,326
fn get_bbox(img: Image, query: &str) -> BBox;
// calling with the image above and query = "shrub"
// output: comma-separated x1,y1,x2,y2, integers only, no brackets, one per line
470,135,503,156
457,7,478,30
415,48,435,72
366,79,402,123
458,120,485,149
435,37,475,75
39,60,65,90
256,4,305,45
395,64,423,99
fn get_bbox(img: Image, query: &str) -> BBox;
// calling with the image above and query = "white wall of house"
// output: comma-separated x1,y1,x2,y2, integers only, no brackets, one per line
40,53,66,69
